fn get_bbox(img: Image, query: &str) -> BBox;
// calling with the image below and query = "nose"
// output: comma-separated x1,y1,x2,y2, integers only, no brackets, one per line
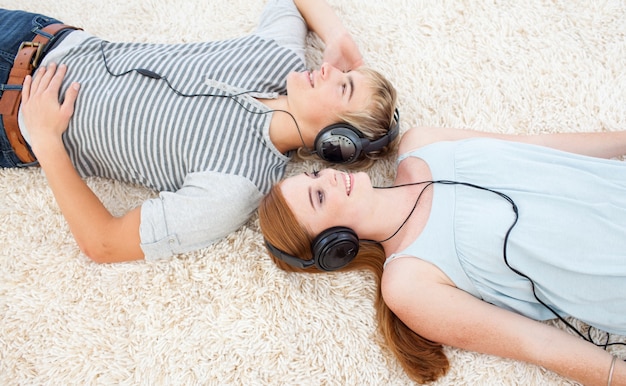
326,170,338,186
319,62,339,80
316,169,338,186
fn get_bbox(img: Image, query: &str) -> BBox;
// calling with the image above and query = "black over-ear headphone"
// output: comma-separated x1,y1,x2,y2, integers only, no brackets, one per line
314,108,400,164
265,226,359,272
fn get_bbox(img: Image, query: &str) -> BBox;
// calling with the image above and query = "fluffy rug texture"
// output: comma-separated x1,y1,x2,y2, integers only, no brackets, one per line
1,0,625,384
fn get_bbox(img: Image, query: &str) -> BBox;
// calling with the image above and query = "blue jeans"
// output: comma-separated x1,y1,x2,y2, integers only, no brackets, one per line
0,9,63,167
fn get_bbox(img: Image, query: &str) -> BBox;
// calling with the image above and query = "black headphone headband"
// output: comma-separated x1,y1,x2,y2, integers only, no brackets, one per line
314,108,400,164
265,226,360,272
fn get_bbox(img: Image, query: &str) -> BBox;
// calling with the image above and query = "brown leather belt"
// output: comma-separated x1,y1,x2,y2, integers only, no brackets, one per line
0,23,80,164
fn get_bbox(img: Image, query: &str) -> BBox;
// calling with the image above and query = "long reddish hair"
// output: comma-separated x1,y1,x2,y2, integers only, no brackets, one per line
258,183,449,383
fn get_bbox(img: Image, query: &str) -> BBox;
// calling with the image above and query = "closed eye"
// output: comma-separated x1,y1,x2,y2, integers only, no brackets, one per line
306,170,323,209
308,187,325,209
346,75,354,101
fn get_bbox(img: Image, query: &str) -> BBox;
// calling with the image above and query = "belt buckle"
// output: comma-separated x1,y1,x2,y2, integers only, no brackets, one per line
18,41,44,68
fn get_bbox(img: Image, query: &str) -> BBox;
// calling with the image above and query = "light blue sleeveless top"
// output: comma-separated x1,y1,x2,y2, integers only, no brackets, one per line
385,138,626,335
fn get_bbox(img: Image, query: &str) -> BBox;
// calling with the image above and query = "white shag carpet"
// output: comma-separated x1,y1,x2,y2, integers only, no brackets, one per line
1,0,625,384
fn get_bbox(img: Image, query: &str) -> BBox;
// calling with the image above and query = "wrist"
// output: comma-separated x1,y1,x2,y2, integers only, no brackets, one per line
326,28,351,47
30,135,67,163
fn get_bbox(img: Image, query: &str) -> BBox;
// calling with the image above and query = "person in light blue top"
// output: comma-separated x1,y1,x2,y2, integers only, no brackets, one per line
258,126,626,385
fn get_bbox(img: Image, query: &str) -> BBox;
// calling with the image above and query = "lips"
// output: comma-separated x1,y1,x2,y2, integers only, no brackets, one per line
344,173,352,196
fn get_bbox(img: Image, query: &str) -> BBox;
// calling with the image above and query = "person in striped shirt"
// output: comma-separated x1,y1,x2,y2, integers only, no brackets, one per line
2,0,398,263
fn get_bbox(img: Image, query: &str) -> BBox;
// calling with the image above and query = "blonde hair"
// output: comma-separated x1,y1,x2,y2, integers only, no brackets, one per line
297,66,399,169
258,183,450,383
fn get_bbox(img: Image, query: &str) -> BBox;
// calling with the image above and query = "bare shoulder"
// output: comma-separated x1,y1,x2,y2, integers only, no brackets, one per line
397,126,442,155
381,255,454,310
398,126,476,155
398,126,515,156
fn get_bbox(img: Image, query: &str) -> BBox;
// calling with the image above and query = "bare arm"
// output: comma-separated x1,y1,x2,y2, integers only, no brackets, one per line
21,63,143,263
293,0,364,70
400,126,626,159
382,257,626,385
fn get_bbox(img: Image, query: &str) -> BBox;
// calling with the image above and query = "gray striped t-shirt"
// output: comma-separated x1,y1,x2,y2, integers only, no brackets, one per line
21,0,308,259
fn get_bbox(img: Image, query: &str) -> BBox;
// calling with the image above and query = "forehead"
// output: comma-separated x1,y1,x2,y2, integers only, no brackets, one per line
279,174,312,224
351,71,373,108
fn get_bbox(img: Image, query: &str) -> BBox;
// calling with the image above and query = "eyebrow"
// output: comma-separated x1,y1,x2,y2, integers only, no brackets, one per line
308,186,314,210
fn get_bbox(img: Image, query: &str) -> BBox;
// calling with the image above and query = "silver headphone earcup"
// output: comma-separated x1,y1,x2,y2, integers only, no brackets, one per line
314,125,364,164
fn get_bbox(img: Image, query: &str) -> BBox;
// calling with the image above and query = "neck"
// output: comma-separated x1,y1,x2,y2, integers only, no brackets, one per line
261,97,314,154
360,185,421,240
364,183,433,252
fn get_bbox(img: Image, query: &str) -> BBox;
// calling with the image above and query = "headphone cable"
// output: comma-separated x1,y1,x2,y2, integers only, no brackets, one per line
98,40,311,153
371,180,625,349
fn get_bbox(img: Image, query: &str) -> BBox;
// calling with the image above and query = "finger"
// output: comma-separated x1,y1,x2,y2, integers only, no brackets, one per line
49,63,68,91
29,65,46,94
21,75,32,102
61,82,80,117
37,62,58,91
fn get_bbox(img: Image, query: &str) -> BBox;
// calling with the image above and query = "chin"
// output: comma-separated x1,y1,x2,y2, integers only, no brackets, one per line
358,172,373,189
285,71,299,93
